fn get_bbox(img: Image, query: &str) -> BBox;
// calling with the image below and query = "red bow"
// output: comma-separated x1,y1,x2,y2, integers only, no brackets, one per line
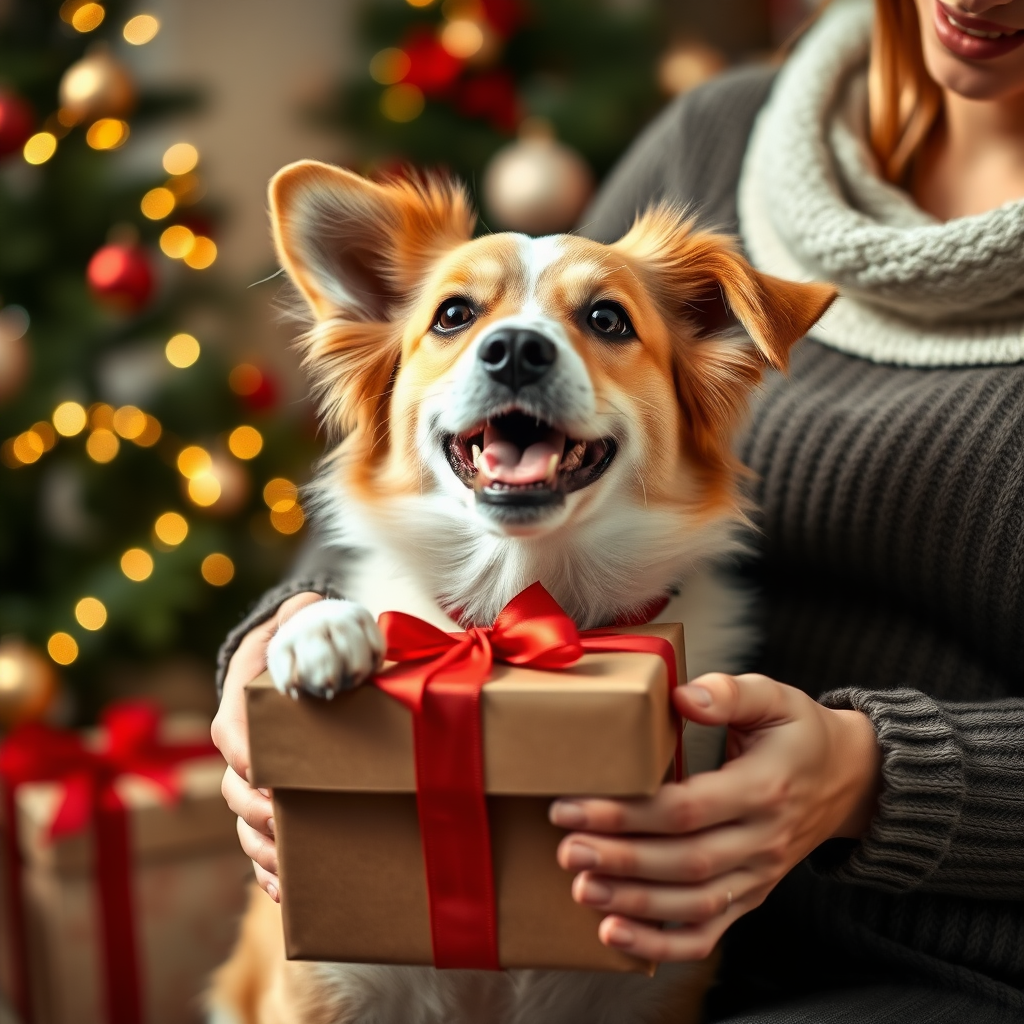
0,702,217,1024
374,582,682,971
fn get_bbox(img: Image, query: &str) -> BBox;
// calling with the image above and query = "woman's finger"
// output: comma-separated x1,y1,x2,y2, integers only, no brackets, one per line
597,914,725,964
236,815,278,876
556,821,770,884
673,671,796,730
571,870,747,925
221,766,274,837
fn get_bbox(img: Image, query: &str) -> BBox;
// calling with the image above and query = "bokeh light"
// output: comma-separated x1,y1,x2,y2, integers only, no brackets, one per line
177,445,212,479
162,143,198,176
53,401,87,436
154,512,188,546
183,236,217,269
85,118,129,150
112,405,146,439
227,425,263,460
141,187,175,220
89,403,115,430
86,428,119,463
61,2,105,32
12,431,44,465
47,632,79,666
159,225,195,259
441,19,485,59
263,477,298,512
23,133,57,165
75,597,107,631
228,363,262,396
201,553,235,586
32,422,56,451
123,14,160,45
120,548,153,581
380,84,425,123
165,332,200,368
270,503,305,535
188,474,221,506
134,415,162,447
369,48,411,85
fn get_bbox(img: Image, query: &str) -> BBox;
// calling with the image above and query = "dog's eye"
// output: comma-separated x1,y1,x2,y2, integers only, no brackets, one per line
588,301,635,340
433,300,475,333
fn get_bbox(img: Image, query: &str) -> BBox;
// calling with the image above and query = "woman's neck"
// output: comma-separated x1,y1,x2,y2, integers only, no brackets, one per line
911,88,1024,220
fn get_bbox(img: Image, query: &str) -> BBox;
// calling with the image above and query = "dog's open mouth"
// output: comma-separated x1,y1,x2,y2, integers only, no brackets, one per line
444,410,616,508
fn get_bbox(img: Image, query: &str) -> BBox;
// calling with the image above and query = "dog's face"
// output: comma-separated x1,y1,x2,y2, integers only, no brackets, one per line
270,162,834,543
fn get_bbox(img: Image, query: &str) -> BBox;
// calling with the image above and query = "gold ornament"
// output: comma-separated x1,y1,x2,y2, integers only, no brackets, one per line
0,639,58,727
483,127,595,236
59,47,136,124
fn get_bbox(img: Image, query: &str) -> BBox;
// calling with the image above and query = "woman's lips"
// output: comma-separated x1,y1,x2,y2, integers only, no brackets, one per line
933,2,1024,61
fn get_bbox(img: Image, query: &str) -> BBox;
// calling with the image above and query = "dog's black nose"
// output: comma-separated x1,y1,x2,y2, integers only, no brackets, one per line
479,329,557,391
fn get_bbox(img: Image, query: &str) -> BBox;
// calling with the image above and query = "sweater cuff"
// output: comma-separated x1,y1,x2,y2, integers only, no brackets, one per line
811,687,966,892
214,575,346,700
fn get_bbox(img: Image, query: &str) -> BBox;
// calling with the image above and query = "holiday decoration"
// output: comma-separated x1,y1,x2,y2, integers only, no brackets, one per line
658,40,728,96
86,242,155,311
0,638,57,727
0,304,30,403
483,130,594,235
58,47,136,123
0,89,33,157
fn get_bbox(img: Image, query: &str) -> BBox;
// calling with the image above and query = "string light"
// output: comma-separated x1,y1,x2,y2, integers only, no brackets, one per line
369,48,411,85
47,632,79,666
12,431,44,465
159,225,195,259
166,173,204,205
441,19,485,59
32,422,56,451
162,143,198,176
141,187,175,220
188,474,220,506
165,333,200,368
263,477,298,512
86,119,129,150
201,553,234,586
177,445,211,479
183,237,217,269
120,548,153,581
112,406,146,440
406,0,436,7
60,1,105,32
123,14,160,45
154,512,188,546
134,415,162,447
53,402,87,436
380,84,425,123
227,426,263,460
89,403,115,430
75,597,107,631
23,133,57,165
86,428,119,463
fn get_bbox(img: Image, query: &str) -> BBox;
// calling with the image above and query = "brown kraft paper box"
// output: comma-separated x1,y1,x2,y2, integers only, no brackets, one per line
246,622,687,974
0,720,252,1024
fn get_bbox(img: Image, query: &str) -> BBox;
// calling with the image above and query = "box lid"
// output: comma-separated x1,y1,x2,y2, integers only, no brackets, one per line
248,623,685,798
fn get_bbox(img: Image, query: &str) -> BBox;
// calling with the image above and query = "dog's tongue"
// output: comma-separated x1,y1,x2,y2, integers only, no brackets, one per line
478,424,564,485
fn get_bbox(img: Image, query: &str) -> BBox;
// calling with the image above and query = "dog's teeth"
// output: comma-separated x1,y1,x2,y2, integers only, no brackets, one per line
471,444,483,470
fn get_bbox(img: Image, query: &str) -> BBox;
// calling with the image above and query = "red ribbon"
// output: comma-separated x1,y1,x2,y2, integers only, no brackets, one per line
0,701,217,1024
375,582,682,971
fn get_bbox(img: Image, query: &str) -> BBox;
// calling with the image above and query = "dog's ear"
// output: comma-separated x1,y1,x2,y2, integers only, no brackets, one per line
269,161,476,322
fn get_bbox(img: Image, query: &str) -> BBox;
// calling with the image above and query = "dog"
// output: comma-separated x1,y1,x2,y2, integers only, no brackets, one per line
208,161,835,1024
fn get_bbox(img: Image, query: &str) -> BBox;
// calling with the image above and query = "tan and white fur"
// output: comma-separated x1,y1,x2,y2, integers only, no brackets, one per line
209,162,835,1024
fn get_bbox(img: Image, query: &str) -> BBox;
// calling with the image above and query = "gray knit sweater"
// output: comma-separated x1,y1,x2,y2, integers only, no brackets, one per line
218,64,1024,1013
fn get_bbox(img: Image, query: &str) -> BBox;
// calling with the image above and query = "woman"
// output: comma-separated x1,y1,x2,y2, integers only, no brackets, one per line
213,1,1024,1019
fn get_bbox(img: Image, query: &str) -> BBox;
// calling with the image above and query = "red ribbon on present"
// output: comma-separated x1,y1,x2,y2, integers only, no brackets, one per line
0,702,218,1024
375,582,683,972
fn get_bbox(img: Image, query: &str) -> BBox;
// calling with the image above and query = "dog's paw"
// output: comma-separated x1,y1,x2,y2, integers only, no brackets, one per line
267,599,385,700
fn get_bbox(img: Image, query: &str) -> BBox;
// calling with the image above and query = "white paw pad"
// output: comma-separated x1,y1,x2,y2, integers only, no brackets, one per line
267,599,385,699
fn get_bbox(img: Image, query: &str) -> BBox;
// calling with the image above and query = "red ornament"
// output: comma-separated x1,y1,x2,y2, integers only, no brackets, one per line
458,71,521,133
87,244,155,312
481,0,528,37
0,91,34,159
242,370,278,412
401,30,464,94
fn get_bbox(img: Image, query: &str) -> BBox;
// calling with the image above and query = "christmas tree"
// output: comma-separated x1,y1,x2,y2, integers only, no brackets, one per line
0,0,314,726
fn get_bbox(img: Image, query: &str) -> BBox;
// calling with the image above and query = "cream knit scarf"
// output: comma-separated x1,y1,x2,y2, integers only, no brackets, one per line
738,0,1024,366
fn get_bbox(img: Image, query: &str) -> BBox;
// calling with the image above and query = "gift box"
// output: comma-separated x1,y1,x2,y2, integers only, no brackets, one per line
247,585,688,975
0,708,251,1024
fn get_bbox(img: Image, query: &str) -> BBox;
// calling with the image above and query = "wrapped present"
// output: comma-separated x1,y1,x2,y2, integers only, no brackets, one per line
247,583,687,975
0,704,251,1024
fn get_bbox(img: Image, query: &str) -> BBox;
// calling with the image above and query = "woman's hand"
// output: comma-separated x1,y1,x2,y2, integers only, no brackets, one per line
550,672,882,962
211,591,325,902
